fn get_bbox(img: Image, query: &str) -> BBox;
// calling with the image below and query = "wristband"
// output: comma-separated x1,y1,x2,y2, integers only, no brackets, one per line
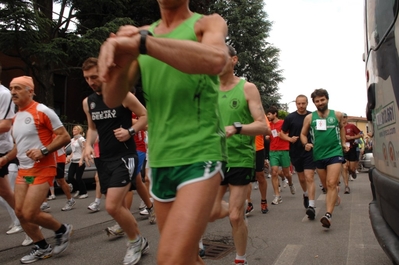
139,30,153,55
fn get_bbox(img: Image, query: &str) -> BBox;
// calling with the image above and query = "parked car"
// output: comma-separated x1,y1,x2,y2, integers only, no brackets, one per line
358,152,374,172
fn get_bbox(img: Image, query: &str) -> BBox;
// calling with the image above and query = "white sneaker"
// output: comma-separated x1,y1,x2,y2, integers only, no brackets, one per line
105,223,124,237
267,174,271,178
123,237,149,265
68,183,73,192
48,194,56,200
6,225,23,235
61,199,76,211
283,178,288,188
40,203,51,212
139,200,146,211
271,196,282,205
289,184,296,195
53,224,73,255
22,234,33,246
140,208,149,215
253,181,259,190
20,244,52,263
79,194,88,199
73,191,80,198
88,202,100,212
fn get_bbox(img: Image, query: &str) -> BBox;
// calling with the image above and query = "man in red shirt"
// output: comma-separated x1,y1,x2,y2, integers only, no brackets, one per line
266,107,295,205
342,113,361,194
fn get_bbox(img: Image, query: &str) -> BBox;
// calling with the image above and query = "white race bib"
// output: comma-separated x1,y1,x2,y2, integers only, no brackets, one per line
316,119,327,130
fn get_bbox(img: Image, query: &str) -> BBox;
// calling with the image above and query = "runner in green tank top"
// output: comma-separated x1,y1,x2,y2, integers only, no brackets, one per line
209,45,269,265
96,1,230,264
301,89,348,230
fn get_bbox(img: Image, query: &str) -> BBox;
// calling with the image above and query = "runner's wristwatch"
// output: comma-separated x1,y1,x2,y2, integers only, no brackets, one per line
128,128,136,136
40,147,49,156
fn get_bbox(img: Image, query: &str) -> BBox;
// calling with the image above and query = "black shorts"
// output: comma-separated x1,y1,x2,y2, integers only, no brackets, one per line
221,167,253,186
255,150,265,172
0,153,10,177
55,163,65,179
316,156,345,169
290,152,316,172
95,155,138,194
344,147,358,162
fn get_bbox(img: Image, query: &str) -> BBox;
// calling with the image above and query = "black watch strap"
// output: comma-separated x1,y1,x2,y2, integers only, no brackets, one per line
128,128,136,136
139,30,153,55
40,147,49,156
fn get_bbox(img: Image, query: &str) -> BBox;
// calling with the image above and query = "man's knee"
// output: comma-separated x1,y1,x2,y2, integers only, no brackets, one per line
229,207,245,226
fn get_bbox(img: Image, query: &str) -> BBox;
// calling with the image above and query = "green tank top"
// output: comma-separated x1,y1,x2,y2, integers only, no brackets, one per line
137,13,227,167
310,110,343,161
218,79,255,168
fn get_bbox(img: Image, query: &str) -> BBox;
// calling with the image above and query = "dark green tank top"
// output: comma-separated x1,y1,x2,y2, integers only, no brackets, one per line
310,110,343,161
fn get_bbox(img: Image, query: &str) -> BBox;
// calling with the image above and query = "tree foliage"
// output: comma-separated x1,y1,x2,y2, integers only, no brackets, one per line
209,0,284,110
0,0,284,115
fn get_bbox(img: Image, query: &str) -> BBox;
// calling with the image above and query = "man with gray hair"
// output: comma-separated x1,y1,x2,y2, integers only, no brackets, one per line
0,76,72,264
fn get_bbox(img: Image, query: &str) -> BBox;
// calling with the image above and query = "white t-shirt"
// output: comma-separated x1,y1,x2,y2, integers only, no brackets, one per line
0,84,15,153
70,135,85,162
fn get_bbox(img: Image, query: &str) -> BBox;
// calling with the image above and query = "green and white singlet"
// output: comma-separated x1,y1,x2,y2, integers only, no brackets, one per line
310,110,343,161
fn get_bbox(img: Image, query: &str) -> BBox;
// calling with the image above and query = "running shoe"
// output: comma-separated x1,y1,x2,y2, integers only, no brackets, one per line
61,199,76,211
68,183,73,192
88,201,100,212
138,200,146,211
282,178,288,188
139,208,149,215
79,194,88,199
245,202,254,215
199,247,206,258
352,172,357,179
105,223,124,237
53,224,73,255
344,186,350,194
320,213,332,228
306,206,315,220
123,236,149,265
147,207,156,224
235,259,248,265
271,196,282,205
289,184,296,195
6,224,23,235
48,194,56,200
260,202,269,214
303,195,309,209
40,203,50,212
253,181,259,190
20,244,52,264
22,234,33,246
73,191,80,198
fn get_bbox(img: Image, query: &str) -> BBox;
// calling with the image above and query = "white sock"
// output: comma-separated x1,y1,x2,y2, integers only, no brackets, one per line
236,254,246,261
199,238,204,249
309,200,315,207
95,198,101,204
304,191,308,197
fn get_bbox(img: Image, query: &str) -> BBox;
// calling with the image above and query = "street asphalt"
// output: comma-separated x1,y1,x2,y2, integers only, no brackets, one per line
0,171,393,265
